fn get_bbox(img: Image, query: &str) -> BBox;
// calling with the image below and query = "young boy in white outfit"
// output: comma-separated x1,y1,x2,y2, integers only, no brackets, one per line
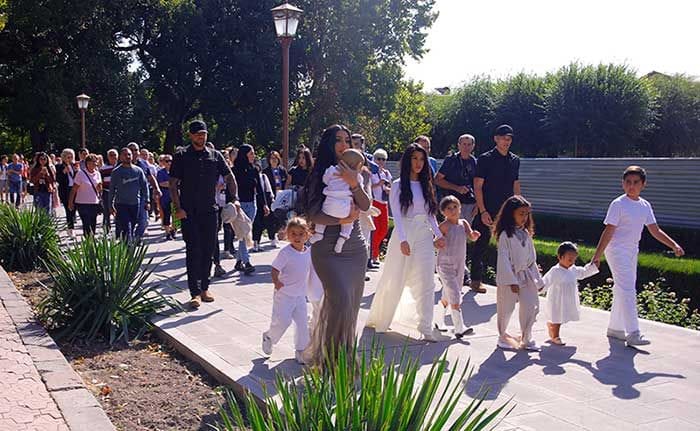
309,149,364,253
262,217,312,364
592,166,685,346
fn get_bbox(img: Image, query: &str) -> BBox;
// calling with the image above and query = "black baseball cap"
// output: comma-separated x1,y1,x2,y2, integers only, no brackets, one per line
189,120,207,134
494,124,514,137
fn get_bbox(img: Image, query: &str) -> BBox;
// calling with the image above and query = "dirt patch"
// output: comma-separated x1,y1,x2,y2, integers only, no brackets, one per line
10,270,233,431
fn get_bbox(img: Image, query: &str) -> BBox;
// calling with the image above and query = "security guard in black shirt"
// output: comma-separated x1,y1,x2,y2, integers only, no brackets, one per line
169,120,238,308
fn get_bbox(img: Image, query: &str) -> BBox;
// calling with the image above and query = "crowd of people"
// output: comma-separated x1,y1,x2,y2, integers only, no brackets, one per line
2,120,686,368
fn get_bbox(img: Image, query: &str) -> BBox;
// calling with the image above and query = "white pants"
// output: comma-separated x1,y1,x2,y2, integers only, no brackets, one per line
606,249,640,334
366,215,436,334
266,292,309,351
496,279,540,344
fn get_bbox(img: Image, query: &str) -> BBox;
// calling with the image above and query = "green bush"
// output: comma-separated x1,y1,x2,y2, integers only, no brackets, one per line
477,237,700,308
580,278,700,330
0,203,61,272
37,235,180,344
217,343,512,430
534,213,700,257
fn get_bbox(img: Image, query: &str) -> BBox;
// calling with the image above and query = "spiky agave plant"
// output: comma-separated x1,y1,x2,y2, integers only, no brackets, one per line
0,203,61,272
217,341,512,430
37,234,180,344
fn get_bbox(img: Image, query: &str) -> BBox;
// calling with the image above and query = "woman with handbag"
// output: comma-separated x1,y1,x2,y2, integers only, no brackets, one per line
68,154,103,236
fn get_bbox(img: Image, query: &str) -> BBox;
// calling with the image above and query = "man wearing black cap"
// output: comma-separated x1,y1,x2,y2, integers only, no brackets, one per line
169,120,239,308
470,124,521,293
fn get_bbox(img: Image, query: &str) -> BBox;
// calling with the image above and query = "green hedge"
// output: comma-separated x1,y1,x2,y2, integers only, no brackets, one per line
479,237,700,309
534,213,700,257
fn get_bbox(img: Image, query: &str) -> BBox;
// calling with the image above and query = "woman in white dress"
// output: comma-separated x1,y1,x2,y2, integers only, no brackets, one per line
366,144,445,341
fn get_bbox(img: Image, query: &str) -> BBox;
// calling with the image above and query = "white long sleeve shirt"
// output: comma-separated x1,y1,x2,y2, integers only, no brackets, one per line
389,179,441,242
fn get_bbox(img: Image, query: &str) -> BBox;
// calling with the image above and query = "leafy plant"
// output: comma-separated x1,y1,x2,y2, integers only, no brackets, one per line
580,278,700,330
217,342,512,430
37,235,180,344
0,203,61,271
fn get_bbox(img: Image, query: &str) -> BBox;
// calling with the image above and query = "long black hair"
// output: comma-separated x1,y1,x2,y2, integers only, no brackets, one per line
294,147,314,171
398,144,437,216
493,195,535,238
304,124,352,215
233,144,254,171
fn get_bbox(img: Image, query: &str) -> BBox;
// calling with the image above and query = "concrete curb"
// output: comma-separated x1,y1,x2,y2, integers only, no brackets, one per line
152,318,269,408
0,266,115,431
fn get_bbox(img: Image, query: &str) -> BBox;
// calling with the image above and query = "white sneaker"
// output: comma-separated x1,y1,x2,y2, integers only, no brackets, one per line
418,328,438,343
262,333,272,356
295,350,306,365
607,328,626,340
626,331,651,346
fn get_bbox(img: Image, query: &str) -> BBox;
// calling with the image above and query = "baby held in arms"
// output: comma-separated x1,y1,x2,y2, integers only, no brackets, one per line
309,148,365,253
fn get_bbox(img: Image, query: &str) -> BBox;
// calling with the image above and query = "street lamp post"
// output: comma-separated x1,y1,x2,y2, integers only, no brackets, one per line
271,3,302,169
76,94,90,148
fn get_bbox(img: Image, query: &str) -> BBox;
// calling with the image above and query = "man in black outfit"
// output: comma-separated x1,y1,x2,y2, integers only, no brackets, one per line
470,125,521,293
169,120,239,308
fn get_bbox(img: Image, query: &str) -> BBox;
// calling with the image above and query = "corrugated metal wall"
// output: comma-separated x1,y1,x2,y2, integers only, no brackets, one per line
385,158,700,228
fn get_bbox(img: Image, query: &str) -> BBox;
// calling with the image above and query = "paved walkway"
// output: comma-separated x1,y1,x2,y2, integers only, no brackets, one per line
141,221,700,431
0,286,69,430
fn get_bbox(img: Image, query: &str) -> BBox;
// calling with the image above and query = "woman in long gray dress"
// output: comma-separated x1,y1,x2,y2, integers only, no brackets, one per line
304,124,371,366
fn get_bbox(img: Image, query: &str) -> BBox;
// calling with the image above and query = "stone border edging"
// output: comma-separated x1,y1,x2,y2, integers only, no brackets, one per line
0,266,115,431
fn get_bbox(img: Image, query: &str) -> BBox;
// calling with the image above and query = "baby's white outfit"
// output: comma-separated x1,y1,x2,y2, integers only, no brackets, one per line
543,263,599,324
309,165,363,253
264,244,311,351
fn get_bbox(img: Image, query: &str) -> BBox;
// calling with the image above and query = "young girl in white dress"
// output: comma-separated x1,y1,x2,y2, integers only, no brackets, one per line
494,195,544,351
542,241,599,345
436,195,480,338
366,144,446,341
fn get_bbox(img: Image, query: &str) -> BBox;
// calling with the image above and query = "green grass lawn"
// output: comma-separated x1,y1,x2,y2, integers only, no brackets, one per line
535,237,700,277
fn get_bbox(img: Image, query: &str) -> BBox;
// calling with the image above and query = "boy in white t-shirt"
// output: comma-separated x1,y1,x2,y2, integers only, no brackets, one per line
592,166,684,346
262,217,312,364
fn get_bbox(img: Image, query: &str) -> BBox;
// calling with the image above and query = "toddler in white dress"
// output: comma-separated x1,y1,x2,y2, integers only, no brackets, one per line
309,149,365,253
542,241,599,345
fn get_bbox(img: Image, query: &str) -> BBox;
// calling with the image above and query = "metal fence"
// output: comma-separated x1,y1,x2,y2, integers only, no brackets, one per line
386,158,700,229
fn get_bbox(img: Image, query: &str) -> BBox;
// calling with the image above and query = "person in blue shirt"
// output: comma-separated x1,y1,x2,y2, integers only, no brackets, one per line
415,135,438,176
126,142,162,240
7,154,24,208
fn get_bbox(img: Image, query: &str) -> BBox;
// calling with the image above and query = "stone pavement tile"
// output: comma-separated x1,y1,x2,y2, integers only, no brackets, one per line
536,398,637,431
651,398,700,423
504,411,581,431
638,417,698,431
587,396,672,425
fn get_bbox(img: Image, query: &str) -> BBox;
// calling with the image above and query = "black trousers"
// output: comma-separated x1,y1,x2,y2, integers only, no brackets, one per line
469,212,492,282
252,210,279,242
76,203,100,236
181,210,217,297
59,186,76,229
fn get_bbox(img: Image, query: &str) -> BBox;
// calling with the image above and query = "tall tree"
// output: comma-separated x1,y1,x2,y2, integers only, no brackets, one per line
493,73,551,157
643,74,700,156
543,63,655,157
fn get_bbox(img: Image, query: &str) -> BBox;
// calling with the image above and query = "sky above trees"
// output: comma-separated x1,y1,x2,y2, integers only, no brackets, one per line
404,0,700,90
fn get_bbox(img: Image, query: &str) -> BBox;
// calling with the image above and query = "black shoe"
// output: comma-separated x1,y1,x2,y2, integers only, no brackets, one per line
367,260,379,269
235,260,244,271
243,262,255,275
213,264,226,278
